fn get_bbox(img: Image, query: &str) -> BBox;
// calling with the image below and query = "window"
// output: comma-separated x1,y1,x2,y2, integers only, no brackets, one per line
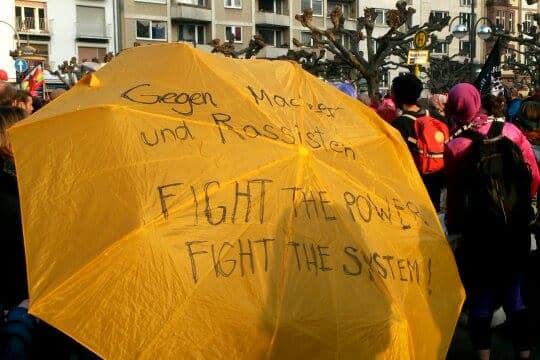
15,4,47,32
460,40,470,55
136,20,167,40
225,0,242,9
495,10,503,29
327,1,355,19
258,28,283,47
341,32,351,49
374,9,389,26
225,26,242,43
379,72,389,89
431,42,448,54
178,0,206,6
460,0,472,6
524,13,534,33
76,6,106,38
430,11,449,23
301,0,323,16
460,12,474,29
301,31,313,46
78,46,107,62
495,10,514,32
38,9,45,30
371,39,378,53
179,24,205,44
259,0,285,13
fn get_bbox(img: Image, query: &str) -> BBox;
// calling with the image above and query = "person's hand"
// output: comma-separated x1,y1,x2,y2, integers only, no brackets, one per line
447,233,462,250
530,197,538,224
18,299,29,309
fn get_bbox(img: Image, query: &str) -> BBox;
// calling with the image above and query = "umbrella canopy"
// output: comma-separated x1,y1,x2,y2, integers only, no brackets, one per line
9,43,464,360
80,61,104,72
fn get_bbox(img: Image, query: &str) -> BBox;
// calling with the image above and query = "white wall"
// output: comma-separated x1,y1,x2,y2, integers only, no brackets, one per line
47,0,77,69
0,0,17,82
47,0,117,70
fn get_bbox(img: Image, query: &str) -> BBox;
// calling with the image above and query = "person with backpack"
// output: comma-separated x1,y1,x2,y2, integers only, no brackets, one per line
390,74,449,212
445,83,540,360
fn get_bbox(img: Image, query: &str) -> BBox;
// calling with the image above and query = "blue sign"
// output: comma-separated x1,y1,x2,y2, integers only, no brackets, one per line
14,58,28,73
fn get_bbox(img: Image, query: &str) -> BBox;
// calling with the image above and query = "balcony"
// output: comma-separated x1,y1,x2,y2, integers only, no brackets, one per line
16,16,49,34
486,0,511,6
256,47,289,58
343,19,356,30
76,23,112,42
171,0,212,22
256,0,289,26
255,12,290,27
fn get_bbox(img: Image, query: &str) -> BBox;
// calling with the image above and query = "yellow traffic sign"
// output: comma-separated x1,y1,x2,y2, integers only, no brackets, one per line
414,31,428,49
407,49,430,65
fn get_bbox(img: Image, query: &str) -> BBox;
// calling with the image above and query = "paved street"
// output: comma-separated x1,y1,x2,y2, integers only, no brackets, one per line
448,258,540,360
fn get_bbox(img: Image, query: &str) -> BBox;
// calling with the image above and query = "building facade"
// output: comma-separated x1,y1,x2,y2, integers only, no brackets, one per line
0,0,119,81
1,0,540,88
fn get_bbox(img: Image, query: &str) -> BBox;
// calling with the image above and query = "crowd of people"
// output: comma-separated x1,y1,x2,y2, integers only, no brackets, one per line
377,74,540,360
0,81,96,359
1,73,540,359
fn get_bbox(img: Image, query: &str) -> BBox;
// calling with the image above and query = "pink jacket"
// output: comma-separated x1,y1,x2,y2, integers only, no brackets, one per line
444,83,540,230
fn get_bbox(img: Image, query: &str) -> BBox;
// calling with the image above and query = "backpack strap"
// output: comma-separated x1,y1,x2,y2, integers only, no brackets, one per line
402,111,429,145
487,119,504,139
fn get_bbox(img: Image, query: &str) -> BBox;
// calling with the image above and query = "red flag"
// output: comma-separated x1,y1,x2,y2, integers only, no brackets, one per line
22,65,44,96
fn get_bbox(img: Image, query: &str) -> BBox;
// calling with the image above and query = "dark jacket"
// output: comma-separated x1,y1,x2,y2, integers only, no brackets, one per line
0,158,27,309
1,307,36,359
392,108,428,154
392,108,444,212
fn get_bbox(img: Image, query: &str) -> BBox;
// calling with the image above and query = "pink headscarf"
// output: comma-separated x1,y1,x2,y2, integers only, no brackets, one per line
446,83,487,127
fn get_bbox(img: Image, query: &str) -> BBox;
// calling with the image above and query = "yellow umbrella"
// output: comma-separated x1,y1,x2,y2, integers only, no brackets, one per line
9,43,464,359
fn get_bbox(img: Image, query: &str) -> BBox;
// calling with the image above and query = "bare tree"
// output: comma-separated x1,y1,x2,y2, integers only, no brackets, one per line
45,52,115,89
291,1,451,96
210,35,266,59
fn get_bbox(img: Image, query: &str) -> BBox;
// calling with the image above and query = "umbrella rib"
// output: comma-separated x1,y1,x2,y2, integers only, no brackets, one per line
266,156,305,355
32,153,298,314
137,222,265,357
193,52,311,132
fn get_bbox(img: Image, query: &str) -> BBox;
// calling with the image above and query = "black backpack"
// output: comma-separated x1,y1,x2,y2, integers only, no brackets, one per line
459,120,532,234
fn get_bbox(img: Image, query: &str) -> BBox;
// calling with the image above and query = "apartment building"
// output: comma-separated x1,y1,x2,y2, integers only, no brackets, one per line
2,0,540,85
136,0,491,90
0,0,118,81
117,0,170,49
169,0,291,56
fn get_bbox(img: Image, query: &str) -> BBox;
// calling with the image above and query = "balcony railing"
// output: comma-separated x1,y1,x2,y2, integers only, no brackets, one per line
16,16,48,33
171,2,212,21
175,0,209,8
76,22,111,39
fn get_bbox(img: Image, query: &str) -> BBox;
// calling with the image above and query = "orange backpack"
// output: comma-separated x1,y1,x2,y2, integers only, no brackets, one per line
403,112,449,174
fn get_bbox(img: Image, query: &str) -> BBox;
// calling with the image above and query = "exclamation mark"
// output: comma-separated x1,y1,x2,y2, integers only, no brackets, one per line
427,257,432,295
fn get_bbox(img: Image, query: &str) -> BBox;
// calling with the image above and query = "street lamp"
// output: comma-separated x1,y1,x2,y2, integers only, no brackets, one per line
0,19,21,57
449,16,494,62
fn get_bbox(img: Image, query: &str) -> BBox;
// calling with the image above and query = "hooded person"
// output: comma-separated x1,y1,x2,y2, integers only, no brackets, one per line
445,83,540,360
